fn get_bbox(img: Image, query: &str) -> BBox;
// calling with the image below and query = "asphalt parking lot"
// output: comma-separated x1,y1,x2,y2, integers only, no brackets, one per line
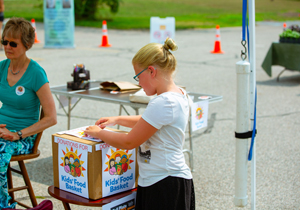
3,20,300,209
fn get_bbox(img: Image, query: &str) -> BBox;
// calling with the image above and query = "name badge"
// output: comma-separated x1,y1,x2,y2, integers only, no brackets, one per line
16,86,25,96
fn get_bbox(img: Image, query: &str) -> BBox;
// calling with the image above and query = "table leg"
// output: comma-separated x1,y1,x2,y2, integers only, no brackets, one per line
183,119,194,172
117,105,123,129
63,201,71,210
188,119,194,172
134,107,139,115
68,97,71,130
277,68,287,82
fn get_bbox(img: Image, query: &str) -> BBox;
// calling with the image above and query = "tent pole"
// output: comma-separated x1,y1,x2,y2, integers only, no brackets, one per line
248,0,257,209
234,60,250,207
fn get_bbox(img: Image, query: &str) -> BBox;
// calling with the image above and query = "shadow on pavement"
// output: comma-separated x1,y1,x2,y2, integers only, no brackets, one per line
257,74,300,87
11,156,54,187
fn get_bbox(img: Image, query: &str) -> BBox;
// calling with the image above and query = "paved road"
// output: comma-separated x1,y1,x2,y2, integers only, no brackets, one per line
4,20,300,209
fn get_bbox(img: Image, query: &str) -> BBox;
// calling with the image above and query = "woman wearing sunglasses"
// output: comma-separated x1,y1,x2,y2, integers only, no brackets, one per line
85,38,195,210
0,17,57,208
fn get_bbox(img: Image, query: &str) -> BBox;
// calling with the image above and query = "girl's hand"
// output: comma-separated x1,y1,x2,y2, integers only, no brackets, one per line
95,117,118,129
84,125,102,139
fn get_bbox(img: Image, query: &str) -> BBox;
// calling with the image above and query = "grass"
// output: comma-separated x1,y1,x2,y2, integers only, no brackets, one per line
4,0,300,29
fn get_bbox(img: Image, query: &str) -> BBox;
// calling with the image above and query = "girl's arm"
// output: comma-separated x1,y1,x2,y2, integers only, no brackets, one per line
96,115,142,129
85,117,157,150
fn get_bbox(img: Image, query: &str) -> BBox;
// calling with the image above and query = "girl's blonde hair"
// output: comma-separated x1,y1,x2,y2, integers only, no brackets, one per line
132,38,178,73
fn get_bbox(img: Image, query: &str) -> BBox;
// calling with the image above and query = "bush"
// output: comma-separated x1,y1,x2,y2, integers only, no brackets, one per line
280,28,300,39
74,0,120,20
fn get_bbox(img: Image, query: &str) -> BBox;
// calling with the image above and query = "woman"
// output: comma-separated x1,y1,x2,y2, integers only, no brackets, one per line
85,38,195,210
0,17,57,209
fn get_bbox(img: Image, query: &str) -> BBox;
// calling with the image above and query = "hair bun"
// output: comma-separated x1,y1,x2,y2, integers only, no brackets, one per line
163,37,178,52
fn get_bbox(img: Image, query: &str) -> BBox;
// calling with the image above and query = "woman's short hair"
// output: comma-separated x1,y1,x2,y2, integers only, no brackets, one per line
132,38,178,74
2,17,35,50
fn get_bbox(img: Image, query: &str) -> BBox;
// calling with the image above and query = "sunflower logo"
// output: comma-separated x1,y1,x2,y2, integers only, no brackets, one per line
104,148,134,176
60,147,86,177
16,86,25,96
195,106,204,120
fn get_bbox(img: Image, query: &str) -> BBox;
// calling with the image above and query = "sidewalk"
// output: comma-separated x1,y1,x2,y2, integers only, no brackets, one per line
5,21,300,209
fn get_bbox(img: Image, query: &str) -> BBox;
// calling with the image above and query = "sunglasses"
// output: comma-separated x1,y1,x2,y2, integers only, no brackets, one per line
1,40,18,48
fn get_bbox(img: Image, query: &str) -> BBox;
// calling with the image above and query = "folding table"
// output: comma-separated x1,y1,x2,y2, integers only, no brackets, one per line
50,81,222,171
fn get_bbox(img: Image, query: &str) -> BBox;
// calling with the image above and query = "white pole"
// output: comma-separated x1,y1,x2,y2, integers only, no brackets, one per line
248,0,257,209
234,60,250,207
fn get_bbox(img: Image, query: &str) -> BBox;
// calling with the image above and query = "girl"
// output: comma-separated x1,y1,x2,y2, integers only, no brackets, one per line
109,158,117,175
84,38,195,210
64,156,71,173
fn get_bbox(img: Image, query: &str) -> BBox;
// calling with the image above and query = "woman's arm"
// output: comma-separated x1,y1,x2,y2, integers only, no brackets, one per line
21,82,57,137
85,117,157,150
0,0,4,12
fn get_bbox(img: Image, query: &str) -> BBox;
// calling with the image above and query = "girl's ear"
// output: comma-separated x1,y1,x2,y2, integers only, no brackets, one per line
149,66,157,78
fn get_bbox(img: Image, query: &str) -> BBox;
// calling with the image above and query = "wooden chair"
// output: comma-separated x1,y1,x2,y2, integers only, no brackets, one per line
7,108,45,209
3,199,53,210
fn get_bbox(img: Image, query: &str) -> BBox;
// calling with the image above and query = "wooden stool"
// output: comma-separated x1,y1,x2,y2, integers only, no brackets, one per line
7,151,41,208
48,185,137,210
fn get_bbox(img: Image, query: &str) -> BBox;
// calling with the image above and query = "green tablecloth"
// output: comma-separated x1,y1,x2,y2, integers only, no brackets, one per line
261,42,300,77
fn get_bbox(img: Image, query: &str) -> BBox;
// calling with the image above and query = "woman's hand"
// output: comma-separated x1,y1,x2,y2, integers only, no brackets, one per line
95,117,118,129
0,124,6,129
84,125,102,139
0,125,19,141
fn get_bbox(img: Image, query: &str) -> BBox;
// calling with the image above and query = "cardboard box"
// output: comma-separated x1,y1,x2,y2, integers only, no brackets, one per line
52,130,138,200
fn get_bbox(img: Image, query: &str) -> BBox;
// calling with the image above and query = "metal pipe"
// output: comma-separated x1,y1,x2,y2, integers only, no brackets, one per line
248,0,257,209
234,60,250,207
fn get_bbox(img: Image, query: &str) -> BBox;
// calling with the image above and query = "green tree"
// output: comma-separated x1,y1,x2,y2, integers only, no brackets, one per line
74,0,120,20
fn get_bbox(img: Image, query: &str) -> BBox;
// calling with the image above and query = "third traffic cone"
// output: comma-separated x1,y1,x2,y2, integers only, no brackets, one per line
211,25,224,54
31,19,41,44
99,20,111,47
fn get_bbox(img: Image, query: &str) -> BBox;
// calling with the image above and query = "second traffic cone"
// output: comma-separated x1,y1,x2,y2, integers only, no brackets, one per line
211,25,224,54
283,22,287,31
31,19,41,44
99,20,111,47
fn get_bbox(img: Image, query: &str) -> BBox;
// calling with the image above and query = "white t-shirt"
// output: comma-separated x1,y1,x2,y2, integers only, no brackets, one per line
138,88,193,187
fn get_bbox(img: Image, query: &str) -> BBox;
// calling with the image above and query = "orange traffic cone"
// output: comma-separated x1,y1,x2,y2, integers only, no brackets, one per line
99,20,111,47
31,19,41,44
211,25,224,54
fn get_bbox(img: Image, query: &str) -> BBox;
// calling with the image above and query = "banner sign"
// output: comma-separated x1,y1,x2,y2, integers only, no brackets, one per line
102,146,136,197
56,137,89,198
96,142,110,151
102,191,136,210
43,0,75,48
150,17,175,44
191,100,209,132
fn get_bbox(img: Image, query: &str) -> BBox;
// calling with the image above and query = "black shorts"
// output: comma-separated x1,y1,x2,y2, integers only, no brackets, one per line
0,15,4,22
136,176,195,210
